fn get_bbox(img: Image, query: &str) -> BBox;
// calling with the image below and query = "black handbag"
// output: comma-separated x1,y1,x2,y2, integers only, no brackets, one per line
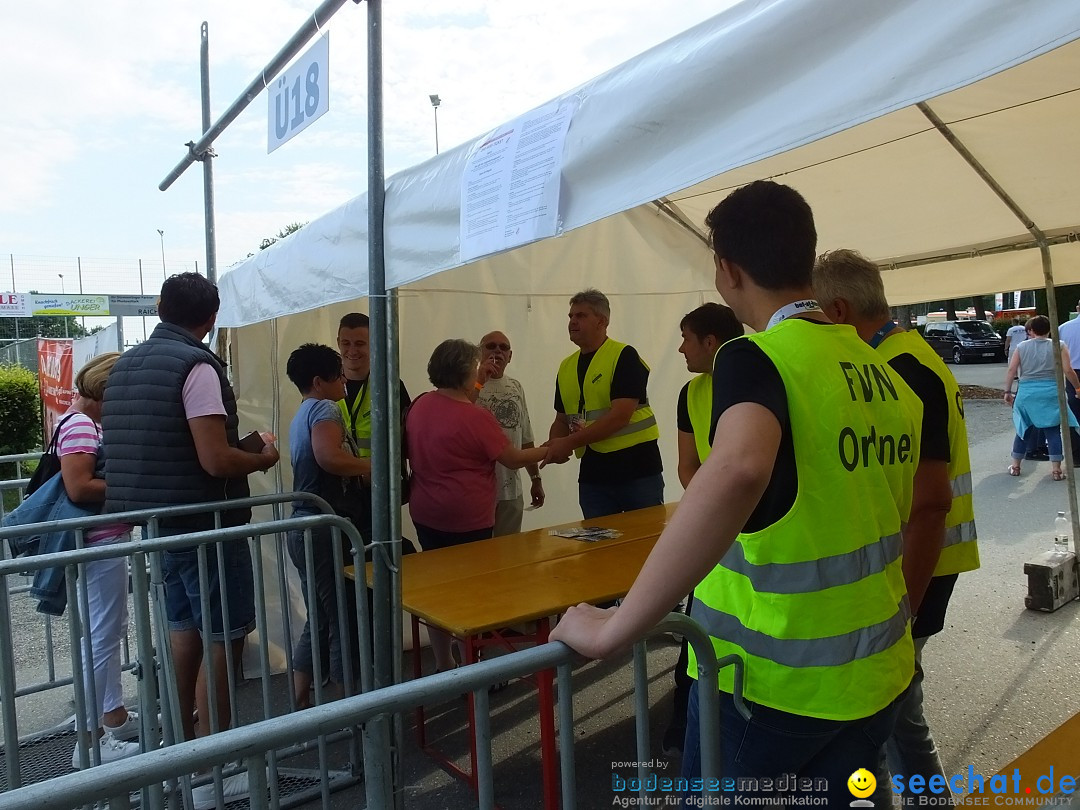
25,414,78,497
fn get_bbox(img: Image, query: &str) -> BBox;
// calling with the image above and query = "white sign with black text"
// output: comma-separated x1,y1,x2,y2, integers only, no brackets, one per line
268,34,330,154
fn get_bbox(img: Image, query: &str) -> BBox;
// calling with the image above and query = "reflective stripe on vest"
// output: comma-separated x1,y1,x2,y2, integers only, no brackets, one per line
337,380,372,459
876,331,980,577
556,339,660,457
688,322,918,721
686,373,712,464
718,532,902,594
692,596,911,669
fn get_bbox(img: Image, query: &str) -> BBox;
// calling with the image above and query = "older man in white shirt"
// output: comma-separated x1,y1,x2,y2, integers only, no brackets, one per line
1058,303,1080,428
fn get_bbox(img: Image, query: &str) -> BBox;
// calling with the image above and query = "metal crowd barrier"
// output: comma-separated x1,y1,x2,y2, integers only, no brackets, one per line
0,612,739,810
0,455,121,708
0,492,379,809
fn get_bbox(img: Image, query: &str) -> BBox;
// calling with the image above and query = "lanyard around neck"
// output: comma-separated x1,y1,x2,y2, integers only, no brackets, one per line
766,299,824,330
869,321,898,349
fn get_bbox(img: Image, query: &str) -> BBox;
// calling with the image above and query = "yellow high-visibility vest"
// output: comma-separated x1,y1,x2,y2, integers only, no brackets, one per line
877,330,979,576
689,320,920,720
556,339,659,458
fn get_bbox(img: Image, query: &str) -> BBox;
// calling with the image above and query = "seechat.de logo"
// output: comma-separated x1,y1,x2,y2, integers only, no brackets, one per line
849,768,877,807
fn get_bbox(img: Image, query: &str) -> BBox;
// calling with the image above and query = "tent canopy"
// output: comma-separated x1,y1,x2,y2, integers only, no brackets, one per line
218,0,1080,326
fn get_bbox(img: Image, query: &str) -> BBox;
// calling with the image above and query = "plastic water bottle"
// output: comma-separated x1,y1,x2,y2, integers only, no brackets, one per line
1054,511,1071,553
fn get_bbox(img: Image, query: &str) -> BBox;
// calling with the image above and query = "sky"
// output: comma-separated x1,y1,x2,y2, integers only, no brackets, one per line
1,0,739,297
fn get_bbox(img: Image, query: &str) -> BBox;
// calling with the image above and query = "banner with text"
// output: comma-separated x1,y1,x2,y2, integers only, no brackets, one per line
37,339,74,446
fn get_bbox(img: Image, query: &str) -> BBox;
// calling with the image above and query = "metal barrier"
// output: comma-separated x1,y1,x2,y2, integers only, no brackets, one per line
0,612,740,810
0,492,383,809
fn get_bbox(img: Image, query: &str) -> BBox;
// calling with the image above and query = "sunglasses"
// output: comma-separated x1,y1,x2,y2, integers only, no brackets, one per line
484,342,511,351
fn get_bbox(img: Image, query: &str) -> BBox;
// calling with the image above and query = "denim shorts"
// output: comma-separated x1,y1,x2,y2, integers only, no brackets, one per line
161,538,256,641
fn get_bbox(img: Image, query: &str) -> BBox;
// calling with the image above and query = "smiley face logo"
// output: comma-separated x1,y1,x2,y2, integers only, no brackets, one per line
848,768,876,799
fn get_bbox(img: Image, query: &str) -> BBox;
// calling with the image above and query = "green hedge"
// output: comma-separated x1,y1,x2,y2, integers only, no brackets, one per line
0,364,40,456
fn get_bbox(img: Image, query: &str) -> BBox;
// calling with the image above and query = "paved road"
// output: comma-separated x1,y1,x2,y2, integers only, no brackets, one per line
951,359,1009,390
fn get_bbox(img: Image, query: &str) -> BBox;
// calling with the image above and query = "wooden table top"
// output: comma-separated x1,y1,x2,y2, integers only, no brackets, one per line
346,503,676,636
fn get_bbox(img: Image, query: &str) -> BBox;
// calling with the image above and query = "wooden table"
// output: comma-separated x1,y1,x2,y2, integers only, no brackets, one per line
351,503,676,808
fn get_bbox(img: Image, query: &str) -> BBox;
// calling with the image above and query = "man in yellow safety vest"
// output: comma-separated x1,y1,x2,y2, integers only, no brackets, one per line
552,182,920,807
814,248,979,795
545,289,664,519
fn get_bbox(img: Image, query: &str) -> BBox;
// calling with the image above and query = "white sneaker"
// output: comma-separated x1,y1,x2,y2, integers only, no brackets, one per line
102,710,141,741
189,771,251,810
70,732,141,769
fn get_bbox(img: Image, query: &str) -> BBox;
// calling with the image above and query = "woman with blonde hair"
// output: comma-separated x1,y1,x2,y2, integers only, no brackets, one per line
58,352,142,767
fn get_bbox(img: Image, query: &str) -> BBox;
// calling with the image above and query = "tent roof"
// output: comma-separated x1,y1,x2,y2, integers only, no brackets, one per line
218,0,1080,327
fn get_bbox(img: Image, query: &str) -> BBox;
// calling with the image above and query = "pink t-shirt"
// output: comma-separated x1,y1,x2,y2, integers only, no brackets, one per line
406,393,510,533
182,363,226,418
56,411,130,544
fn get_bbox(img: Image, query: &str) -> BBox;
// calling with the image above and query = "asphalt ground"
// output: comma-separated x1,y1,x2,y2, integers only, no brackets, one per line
5,357,1080,808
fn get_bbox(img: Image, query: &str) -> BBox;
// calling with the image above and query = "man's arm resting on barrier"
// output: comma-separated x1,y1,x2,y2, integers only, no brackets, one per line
550,401,779,659
189,415,280,478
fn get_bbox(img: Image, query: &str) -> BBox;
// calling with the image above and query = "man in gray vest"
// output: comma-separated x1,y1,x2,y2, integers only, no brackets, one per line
103,273,279,807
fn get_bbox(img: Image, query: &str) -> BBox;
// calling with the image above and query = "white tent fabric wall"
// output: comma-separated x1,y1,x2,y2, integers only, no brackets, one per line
218,0,1080,328
232,208,720,534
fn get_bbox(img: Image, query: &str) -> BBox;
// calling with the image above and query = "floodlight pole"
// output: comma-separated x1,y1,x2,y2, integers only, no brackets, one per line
429,94,441,154
200,22,218,284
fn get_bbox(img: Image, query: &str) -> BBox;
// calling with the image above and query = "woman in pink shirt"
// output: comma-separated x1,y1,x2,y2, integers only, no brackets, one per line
407,339,548,672
57,352,140,768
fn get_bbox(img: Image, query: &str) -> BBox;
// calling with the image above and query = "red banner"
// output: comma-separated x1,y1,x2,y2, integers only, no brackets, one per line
37,339,74,446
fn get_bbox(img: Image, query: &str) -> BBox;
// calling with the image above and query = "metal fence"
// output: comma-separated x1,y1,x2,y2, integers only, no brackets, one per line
0,610,736,810
0,474,738,809
0,492,377,809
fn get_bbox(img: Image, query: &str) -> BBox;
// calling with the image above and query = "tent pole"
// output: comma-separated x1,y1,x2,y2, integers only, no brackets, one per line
365,0,395,805
917,101,1080,543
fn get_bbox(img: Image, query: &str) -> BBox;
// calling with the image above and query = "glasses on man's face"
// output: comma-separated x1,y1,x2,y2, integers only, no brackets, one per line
484,342,511,352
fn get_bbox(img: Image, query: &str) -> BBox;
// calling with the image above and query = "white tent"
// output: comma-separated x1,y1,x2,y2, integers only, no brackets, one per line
219,0,1080,532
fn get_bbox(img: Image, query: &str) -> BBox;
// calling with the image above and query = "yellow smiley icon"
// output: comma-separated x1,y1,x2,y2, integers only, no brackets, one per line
848,768,876,799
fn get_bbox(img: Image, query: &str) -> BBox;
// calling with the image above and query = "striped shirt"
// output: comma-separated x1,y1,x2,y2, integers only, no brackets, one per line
57,411,130,544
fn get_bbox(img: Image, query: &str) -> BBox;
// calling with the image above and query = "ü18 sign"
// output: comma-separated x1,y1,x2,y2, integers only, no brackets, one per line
268,34,330,154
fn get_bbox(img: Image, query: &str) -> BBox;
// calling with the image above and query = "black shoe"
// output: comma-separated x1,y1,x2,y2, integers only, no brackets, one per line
662,724,685,756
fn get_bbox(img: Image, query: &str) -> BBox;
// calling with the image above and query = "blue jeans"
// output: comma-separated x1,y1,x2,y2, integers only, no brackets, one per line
578,473,664,519
1012,426,1062,462
161,536,255,642
882,638,948,800
680,681,903,808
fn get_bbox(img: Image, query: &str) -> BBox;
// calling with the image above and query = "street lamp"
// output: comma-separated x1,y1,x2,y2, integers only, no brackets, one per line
429,94,441,155
157,229,167,280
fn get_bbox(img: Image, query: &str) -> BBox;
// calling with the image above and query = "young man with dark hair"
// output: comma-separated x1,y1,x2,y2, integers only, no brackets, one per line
284,343,371,708
335,313,412,539
552,182,920,807
102,272,279,808
661,302,744,755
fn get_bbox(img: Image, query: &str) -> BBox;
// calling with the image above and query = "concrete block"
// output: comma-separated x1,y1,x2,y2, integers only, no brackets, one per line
1024,550,1079,612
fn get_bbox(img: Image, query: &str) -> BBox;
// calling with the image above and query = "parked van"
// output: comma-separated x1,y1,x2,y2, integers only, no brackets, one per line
923,320,1005,364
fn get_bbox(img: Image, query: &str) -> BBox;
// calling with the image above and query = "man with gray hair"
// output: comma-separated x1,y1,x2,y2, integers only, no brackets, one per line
545,288,663,518
813,248,980,795
476,330,545,535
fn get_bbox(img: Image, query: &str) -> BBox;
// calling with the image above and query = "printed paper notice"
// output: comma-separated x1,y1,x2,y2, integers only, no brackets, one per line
460,100,574,262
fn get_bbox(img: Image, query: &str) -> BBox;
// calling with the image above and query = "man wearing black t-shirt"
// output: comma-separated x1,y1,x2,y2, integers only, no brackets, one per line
552,183,919,809
544,289,664,519
814,249,980,796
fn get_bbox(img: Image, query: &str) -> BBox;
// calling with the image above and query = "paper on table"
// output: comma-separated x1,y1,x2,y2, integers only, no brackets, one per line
548,527,623,542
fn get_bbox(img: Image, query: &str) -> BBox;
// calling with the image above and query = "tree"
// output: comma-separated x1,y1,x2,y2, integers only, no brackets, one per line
247,222,308,257
0,314,88,341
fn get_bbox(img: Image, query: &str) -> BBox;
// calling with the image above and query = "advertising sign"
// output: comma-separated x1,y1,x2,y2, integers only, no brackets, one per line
108,295,159,317
31,294,110,317
37,339,74,446
0,293,31,317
